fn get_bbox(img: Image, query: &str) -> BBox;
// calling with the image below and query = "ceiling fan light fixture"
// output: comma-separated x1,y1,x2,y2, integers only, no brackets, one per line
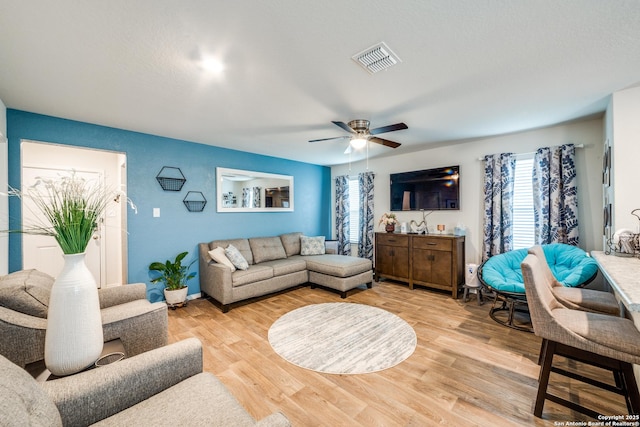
350,137,368,150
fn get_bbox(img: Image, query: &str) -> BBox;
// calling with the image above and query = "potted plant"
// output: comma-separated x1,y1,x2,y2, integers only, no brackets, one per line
149,251,196,308
379,213,398,233
4,171,136,376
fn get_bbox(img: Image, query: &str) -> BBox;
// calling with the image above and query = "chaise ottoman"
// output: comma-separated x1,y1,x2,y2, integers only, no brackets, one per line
305,255,373,298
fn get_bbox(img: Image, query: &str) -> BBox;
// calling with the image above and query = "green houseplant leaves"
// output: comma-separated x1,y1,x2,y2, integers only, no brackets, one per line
149,251,196,291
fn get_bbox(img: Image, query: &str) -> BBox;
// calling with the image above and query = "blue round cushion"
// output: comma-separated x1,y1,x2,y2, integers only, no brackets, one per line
481,248,528,294
481,244,598,294
541,243,598,287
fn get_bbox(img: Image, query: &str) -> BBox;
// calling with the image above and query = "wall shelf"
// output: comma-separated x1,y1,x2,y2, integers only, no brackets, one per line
156,166,186,191
183,191,207,212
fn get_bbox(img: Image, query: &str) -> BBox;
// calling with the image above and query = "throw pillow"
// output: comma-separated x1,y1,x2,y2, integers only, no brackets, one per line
0,355,63,426
0,269,54,318
208,247,236,272
225,244,249,270
300,235,326,256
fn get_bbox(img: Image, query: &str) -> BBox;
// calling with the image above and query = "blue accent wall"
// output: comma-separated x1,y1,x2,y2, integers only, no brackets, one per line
7,110,331,301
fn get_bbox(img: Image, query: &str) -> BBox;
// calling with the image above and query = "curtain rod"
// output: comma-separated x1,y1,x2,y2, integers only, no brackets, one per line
477,144,584,161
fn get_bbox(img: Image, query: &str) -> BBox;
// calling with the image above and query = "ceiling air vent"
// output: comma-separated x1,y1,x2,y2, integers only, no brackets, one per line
352,42,401,74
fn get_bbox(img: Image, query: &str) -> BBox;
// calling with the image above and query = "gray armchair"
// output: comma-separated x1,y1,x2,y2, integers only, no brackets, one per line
0,269,168,367
0,338,291,426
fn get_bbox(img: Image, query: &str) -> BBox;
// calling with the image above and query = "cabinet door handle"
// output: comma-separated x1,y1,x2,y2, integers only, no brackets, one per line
426,242,437,245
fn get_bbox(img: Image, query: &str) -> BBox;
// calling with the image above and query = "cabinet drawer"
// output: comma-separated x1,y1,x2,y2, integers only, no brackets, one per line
412,237,452,251
376,233,409,247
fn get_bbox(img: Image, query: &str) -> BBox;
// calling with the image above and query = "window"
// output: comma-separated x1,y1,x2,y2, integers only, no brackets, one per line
512,155,535,249
349,178,360,244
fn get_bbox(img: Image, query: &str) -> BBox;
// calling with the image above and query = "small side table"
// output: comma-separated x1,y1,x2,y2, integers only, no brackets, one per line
26,338,125,382
462,283,484,305
325,240,339,254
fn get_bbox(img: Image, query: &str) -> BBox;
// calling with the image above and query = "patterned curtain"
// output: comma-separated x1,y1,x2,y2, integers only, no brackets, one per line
357,171,375,260
242,187,261,208
335,175,351,255
253,187,261,208
482,153,516,261
533,144,578,245
242,187,250,207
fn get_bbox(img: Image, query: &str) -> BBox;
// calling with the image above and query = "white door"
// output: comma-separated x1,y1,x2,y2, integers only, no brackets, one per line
22,166,105,286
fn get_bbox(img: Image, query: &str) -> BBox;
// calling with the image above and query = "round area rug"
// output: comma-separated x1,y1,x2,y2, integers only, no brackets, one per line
268,302,417,374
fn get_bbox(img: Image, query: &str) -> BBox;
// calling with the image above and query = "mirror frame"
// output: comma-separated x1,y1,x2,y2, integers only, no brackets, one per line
216,167,294,212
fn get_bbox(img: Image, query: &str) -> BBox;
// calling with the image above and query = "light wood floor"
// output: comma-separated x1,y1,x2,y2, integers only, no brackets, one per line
167,281,629,426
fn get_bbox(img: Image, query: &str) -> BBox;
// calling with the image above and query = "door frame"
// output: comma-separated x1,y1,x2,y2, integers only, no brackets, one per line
20,140,128,286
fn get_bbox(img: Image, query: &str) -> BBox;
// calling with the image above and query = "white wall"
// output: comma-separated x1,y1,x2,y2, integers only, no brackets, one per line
0,98,7,275
607,85,640,234
331,118,604,265
22,141,127,285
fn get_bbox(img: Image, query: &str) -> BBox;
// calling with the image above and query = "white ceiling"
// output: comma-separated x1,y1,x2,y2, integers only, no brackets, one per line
1,1,639,166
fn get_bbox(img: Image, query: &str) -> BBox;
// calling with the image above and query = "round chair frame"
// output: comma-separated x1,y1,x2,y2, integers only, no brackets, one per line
477,256,598,333
478,260,533,332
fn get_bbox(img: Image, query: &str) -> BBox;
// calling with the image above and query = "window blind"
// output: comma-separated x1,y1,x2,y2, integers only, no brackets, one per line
512,155,535,249
349,178,360,244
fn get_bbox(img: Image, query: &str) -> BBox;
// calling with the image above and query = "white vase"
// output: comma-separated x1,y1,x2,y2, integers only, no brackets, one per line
45,252,104,376
164,287,188,306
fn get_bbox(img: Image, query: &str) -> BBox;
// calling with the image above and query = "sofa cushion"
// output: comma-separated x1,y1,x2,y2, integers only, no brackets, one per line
280,232,303,257
225,245,249,271
300,236,326,256
210,239,254,265
258,257,307,277
305,255,372,278
0,269,54,318
249,237,287,264
208,247,236,272
231,265,274,287
0,354,63,426
91,372,262,427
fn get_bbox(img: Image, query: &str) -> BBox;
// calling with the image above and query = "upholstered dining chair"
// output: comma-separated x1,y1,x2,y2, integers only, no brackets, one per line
521,252,640,418
527,246,620,315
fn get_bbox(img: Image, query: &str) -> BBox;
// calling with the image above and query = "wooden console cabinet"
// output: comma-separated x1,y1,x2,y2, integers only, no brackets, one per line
374,232,465,298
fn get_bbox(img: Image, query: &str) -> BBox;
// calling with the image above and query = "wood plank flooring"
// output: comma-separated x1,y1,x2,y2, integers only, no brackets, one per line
167,281,629,426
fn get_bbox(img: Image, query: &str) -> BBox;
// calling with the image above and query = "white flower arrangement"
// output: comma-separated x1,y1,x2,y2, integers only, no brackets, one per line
5,171,137,255
378,213,398,227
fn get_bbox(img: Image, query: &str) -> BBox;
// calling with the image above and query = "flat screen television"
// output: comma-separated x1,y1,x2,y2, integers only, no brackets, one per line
390,165,460,211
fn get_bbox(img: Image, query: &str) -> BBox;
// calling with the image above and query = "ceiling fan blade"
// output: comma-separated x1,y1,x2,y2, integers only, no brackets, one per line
369,122,408,135
308,136,349,143
332,121,356,134
369,136,401,148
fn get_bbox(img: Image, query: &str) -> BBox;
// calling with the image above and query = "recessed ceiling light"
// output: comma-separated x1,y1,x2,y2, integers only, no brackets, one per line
200,56,224,74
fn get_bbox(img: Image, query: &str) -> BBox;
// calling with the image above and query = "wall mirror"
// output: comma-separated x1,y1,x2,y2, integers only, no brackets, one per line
216,167,294,212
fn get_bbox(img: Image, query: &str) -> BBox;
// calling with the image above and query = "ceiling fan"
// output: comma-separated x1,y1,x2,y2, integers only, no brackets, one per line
309,120,407,154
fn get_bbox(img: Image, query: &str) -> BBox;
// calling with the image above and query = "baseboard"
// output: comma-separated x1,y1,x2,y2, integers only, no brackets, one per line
187,292,202,301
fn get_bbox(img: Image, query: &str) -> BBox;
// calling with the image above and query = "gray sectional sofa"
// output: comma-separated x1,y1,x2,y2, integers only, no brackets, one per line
198,232,373,312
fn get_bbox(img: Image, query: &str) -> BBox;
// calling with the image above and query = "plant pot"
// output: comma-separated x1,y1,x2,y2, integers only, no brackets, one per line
164,287,188,306
385,224,395,233
45,253,103,376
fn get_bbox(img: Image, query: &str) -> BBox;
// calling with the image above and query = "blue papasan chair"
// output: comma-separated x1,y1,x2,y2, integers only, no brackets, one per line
478,243,599,332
